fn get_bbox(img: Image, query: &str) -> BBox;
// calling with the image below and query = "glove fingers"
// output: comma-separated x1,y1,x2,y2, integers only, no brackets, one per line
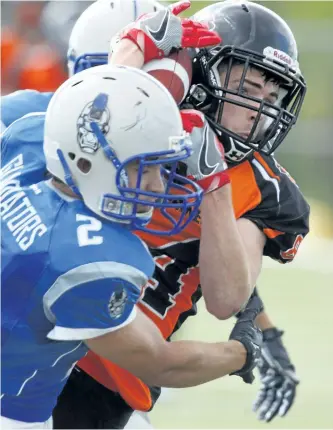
180,110,205,132
257,388,275,420
181,19,207,29
285,368,300,385
252,388,266,412
187,35,221,48
181,23,221,48
261,371,280,388
170,0,191,16
278,386,296,417
196,29,221,46
263,388,284,422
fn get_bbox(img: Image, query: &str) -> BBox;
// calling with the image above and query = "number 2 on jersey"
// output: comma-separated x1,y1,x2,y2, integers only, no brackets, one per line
76,214,103,247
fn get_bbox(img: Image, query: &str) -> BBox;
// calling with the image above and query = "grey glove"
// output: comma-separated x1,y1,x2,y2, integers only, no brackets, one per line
229,294,263,384
253,327,299,422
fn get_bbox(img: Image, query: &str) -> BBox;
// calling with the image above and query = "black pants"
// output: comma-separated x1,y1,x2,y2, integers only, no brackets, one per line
53,367,134,429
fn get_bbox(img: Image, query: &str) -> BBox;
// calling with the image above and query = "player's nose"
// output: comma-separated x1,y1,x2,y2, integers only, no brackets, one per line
148,168,165,196
245,99,263,124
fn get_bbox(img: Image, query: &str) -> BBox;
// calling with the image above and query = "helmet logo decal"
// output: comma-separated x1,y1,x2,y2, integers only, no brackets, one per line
263,46,299,70
77,93,110,153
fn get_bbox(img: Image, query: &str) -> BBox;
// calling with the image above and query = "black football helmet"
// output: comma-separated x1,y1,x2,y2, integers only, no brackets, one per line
186,1,306,163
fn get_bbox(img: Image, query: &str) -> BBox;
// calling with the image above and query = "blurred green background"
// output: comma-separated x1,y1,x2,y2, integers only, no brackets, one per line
151,267,333,428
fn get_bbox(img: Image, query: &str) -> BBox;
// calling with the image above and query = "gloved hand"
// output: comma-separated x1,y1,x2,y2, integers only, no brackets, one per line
119,0,221,64
253,327,299,422
229,294,263,384
180,109,230,193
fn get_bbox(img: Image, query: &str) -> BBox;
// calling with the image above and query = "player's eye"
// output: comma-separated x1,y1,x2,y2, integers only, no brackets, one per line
239,87,249,95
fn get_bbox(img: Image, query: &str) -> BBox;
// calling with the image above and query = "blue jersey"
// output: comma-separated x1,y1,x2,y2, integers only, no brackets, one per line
1,90,53,131
1,120,155,422
1,113,47,187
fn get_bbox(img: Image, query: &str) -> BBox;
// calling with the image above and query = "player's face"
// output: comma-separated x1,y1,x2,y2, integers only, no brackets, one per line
126,162,164,213
218,64,280,140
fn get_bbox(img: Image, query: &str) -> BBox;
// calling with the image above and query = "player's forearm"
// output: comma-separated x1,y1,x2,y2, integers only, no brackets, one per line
86,310,246,389
199,185,251,320
109,39,144,68
143,339,246,388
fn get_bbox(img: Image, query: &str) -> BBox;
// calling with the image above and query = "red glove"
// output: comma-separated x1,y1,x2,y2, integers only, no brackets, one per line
180,110,230,193
120,0,221,64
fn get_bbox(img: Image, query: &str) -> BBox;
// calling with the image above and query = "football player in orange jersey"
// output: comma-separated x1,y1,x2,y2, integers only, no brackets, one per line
2,1,307,428
99,2,308,426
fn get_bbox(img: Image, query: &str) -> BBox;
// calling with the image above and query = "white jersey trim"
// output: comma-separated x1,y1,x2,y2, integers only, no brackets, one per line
47,306,137,341
43,260,147,322
252,158,281,204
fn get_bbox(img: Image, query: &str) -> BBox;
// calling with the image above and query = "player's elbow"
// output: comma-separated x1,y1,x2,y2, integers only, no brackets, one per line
204,288,250,320
205,300,238,320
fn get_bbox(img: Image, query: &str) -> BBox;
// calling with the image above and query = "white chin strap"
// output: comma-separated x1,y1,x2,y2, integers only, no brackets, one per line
136,207,154,223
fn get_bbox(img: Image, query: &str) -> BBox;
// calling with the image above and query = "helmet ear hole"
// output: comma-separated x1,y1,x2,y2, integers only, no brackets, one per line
68,152,76,160
77,158,92,174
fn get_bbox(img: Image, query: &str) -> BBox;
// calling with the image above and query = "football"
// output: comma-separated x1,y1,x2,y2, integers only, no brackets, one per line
142,49,193,105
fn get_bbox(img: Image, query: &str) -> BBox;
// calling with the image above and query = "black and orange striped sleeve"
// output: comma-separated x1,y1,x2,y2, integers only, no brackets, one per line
232,153,310,263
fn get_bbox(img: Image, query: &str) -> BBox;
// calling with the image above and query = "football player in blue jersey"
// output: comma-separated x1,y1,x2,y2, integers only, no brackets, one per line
1,64,263,429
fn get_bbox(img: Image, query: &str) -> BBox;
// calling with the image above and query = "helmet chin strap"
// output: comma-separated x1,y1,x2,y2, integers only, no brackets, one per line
213,126,253,164
135,207,154,224
56,149,82,197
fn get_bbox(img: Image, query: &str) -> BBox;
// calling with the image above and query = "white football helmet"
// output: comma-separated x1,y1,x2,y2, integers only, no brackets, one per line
67,0,165,76
44,65,202,234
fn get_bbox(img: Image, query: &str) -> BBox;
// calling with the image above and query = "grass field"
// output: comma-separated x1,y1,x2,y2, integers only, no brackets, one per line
150,239,333,428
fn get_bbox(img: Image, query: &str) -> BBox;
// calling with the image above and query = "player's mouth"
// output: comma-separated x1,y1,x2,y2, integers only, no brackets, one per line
136,198,158,213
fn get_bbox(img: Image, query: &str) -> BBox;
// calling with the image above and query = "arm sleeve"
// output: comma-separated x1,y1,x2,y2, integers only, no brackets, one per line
44,262,144,341
242,160,310,263
1,90,53,128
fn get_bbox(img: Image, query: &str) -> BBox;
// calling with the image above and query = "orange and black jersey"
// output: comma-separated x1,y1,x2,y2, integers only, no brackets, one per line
78,153,309,412
138,152,310,338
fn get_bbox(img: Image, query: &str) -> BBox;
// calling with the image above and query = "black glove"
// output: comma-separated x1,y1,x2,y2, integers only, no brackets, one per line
253,327,299,422
229,294,263,384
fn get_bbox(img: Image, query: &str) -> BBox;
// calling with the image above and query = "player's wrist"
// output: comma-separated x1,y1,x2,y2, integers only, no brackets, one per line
227,340,247,372
121,30,164,64
230,338,256,376
197,171,230,194
109,39,144,68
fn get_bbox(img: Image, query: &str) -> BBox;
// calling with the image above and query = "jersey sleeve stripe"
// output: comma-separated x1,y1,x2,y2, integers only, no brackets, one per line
263,228,285,239
252,158,280,204
43,261,147,323
47,307,137,341
254,152,281,181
